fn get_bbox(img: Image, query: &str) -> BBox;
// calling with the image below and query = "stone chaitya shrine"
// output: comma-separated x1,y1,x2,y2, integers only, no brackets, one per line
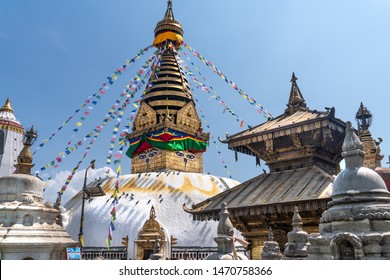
307,122,390,260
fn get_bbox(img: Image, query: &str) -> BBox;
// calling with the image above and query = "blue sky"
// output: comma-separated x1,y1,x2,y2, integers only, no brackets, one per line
1,0,390,191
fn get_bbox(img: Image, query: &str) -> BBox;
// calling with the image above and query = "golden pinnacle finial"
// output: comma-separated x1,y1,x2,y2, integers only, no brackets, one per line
153,0,183,46
164,0,174,20
1,97,14,113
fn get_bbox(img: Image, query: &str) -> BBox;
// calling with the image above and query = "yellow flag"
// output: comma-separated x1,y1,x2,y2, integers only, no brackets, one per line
79,235,84,247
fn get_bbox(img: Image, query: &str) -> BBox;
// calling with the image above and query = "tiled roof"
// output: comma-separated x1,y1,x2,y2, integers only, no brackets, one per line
223,108,344,149
185,165,334,219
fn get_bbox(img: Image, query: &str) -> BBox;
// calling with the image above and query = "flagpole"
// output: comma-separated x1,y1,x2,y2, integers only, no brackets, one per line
78,159,95,250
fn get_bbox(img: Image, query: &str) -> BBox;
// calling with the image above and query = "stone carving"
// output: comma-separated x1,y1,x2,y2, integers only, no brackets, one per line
44,201,53,208
217,203,234,237
260,228,282,260
22,195,34,205
206,203,248,260
284,206,309,259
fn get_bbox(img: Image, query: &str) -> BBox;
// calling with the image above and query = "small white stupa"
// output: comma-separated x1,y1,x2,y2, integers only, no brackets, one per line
307,121,390,260
0,127,78,260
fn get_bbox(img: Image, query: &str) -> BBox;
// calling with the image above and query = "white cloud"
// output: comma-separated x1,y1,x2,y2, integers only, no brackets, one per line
42,166,116,205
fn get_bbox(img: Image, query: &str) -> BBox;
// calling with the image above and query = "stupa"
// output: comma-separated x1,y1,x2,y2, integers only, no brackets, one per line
0,127,78,260
62,0,240,260
283,206,309,259
307,121,390,260
206,203,248,260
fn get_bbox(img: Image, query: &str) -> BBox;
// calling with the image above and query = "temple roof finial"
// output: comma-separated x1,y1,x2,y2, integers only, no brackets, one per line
150,205,156,220
355,101,372,131
290,72,298,83
164,0,174,20
286,72,307,114
1,97,13,113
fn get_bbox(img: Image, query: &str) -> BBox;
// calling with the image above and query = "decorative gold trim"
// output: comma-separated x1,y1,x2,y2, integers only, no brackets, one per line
0,123,24,134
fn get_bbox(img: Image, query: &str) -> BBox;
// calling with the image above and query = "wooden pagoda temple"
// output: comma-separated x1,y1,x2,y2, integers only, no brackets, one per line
184,73,347,259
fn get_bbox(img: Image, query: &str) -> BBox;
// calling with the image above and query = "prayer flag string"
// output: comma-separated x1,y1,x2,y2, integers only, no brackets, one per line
177,52,251,129
106,164,121,250
33,45,153,155
186,78,233,179
106,55,157,165
35,53,157,174
183,42,272,120
53,51,157,205
54,129,101,207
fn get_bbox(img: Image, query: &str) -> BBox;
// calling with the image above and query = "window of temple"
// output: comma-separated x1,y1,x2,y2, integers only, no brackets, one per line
0,130,4,155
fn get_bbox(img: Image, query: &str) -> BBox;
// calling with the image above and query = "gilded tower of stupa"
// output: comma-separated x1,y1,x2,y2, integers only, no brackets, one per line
126,0,209,174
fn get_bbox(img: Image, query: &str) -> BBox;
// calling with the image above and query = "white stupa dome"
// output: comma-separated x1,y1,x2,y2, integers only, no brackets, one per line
332,121,388,197
63,171,240,259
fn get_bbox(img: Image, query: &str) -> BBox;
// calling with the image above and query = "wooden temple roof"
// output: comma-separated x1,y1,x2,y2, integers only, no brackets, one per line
184,165,334,221
223,107,344,150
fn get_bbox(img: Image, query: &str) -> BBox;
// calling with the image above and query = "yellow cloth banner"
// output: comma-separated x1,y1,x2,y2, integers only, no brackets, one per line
153,31,183,45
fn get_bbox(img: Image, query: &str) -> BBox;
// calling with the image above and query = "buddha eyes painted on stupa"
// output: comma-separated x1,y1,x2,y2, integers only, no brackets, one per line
138,148,159,160
175,151,196,160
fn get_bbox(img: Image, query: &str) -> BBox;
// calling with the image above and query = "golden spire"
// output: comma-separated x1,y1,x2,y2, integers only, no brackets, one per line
153,0,183,46
14,126,37,175
126,0,208,174
164,0,174,20
1,97,14,113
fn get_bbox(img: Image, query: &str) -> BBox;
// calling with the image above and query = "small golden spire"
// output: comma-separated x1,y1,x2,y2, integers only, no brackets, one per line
14,126,37,175
1,97,14,113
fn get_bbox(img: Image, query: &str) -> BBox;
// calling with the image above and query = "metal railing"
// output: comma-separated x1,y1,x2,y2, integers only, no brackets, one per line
171,246,248,260
81,247,127,260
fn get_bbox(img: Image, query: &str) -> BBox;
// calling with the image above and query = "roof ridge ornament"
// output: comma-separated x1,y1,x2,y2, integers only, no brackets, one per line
286,72,307,114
